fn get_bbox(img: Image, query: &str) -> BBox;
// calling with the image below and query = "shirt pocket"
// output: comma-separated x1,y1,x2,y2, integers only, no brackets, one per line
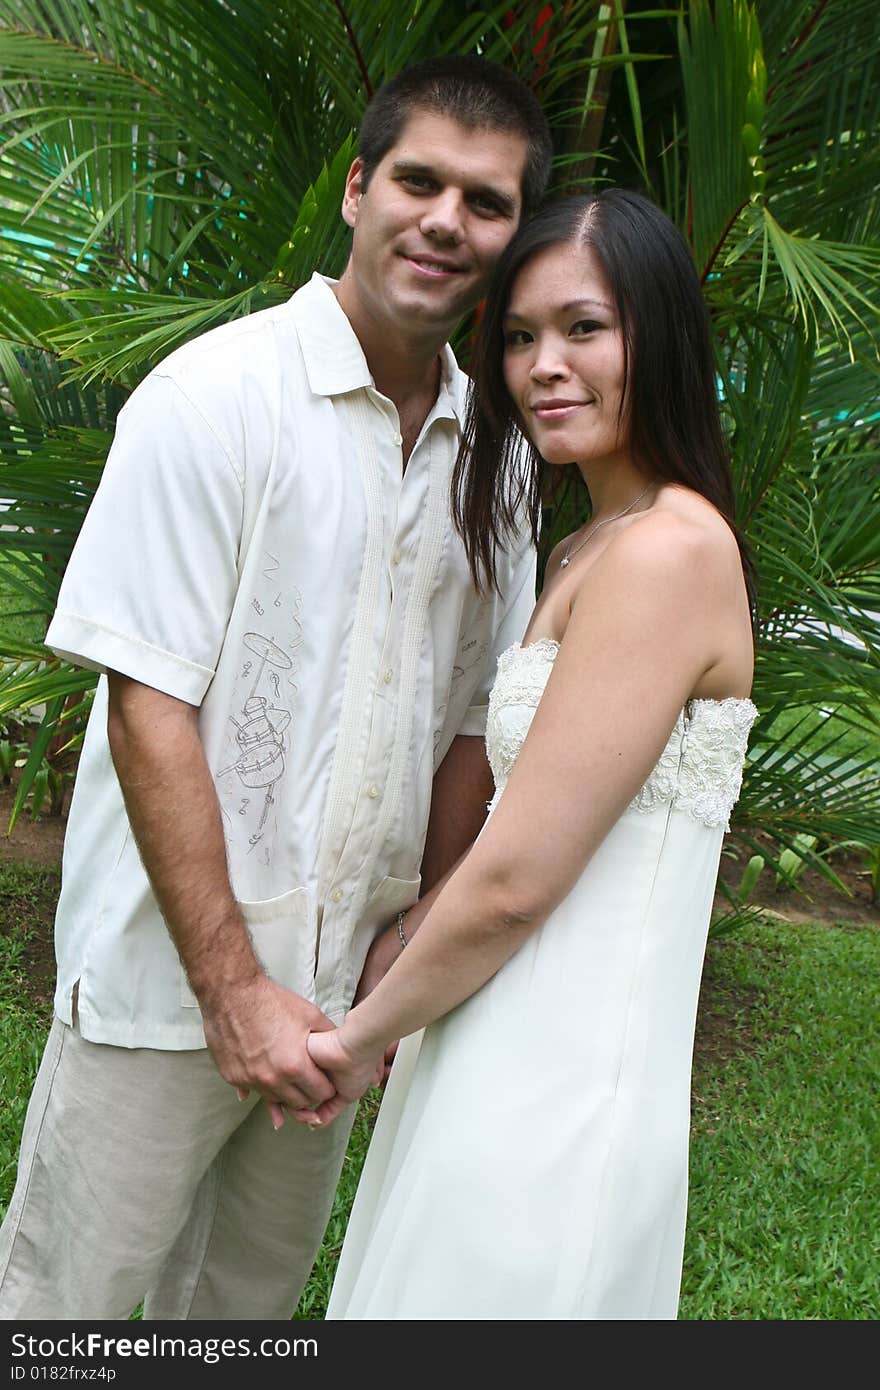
358,875,422,941
180,885,317,1008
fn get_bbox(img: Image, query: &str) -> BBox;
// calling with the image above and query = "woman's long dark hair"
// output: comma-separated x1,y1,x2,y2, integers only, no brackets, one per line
452,190,755,609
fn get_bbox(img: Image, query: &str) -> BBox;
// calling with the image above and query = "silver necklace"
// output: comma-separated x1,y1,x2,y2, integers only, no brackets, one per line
559,482,655,568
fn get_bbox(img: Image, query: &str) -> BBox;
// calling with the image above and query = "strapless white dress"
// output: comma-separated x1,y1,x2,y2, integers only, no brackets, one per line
327,639,757,1320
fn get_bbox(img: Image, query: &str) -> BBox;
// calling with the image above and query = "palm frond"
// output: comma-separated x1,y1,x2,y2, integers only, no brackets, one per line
678,0,767,274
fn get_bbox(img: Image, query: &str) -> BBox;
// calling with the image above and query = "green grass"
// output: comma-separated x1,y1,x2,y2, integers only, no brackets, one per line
293,1089,382,1319
2,861,878,1320
0,578,46,648
764,701,880,769
681,917,880,1320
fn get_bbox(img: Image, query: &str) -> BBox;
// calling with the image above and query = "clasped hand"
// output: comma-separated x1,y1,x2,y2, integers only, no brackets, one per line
259,1028,384,1130
208,926,398,1129
278,920,401,1127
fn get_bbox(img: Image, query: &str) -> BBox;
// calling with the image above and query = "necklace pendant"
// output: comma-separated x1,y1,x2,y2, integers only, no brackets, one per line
560,555,570,568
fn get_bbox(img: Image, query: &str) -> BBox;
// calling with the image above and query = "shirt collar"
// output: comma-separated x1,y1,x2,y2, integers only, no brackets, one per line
288,273,465,424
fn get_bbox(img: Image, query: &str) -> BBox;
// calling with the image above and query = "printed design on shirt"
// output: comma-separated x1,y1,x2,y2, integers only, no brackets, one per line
433,635,488,753
217,581,304,862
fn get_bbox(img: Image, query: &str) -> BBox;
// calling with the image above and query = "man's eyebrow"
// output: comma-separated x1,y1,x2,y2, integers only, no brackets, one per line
389,160,518,215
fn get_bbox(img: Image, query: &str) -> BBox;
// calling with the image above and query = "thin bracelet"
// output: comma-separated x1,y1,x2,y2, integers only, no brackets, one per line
396,909,408,950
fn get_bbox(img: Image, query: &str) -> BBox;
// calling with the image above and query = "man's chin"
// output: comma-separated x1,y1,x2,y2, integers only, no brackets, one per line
394,286,479,334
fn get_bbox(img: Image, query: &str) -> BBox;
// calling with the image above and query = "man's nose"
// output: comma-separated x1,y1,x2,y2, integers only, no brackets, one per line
420,189,465,242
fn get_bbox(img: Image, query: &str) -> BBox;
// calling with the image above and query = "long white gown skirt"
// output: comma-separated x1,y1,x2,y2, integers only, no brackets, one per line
327,641,756,1320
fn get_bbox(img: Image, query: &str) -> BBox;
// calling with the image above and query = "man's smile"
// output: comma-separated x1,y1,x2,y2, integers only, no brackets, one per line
401,252,468,279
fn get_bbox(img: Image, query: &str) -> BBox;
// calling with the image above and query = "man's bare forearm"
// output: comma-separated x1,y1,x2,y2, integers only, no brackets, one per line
106,672,257,1004
419,734,494,892
106,672,335,1111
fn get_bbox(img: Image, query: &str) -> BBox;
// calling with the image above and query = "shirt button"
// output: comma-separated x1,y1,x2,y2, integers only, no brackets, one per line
330,888,343,903
383,668,393,684
367,784,380,800
392,431,402,446
391,549,401,565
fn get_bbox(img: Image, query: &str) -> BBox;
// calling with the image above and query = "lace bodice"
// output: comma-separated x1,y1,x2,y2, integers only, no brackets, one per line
486,640,757,829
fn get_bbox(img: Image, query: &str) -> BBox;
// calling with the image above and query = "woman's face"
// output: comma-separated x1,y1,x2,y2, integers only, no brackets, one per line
502,242,630,468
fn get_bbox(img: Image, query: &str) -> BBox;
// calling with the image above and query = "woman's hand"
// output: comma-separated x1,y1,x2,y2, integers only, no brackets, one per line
287,1027,384,1126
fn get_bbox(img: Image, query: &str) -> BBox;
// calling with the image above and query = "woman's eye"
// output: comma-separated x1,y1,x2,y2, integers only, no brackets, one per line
503,330,533,347
572,320,601,336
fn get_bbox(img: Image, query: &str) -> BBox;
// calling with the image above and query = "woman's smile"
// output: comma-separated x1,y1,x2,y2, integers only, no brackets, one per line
530,397,593,421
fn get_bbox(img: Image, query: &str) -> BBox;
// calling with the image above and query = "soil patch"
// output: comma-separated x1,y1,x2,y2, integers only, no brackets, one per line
718,834,878,928
0,776,68,1014
4,777,876,930
0,779,68,869
2,775,877,1058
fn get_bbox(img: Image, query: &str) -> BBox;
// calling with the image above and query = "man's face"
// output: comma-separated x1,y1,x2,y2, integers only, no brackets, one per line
339,109,528,345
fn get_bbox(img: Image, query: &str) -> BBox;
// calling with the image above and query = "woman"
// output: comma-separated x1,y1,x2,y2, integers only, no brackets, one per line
305,191,757,1319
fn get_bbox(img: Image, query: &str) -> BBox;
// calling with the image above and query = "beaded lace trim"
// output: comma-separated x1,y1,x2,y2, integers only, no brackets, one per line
486,640,757,829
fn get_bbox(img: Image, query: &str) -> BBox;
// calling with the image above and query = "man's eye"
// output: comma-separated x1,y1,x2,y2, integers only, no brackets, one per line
401,175,433,190
472,196,503,216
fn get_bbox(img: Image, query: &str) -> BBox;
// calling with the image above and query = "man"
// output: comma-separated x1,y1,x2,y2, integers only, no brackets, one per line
0,56,551,1320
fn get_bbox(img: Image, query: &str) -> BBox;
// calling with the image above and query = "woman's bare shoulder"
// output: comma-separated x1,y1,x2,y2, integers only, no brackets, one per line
562,488,752,698
612,486,743,587
654,483,740,544
561,490,747,658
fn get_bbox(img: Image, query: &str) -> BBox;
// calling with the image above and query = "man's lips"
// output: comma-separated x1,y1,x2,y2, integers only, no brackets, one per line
402,253,467,278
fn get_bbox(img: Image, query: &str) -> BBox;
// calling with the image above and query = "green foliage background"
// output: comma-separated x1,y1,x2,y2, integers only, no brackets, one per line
0,0,878,883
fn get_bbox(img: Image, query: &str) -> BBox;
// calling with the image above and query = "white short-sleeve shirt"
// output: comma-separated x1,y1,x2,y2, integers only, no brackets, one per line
46,274,536,1047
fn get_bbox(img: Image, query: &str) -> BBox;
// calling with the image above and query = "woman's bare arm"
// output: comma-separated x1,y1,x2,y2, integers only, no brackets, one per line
307,514,748,1117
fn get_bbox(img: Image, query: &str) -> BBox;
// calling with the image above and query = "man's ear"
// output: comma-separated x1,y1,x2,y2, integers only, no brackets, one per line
341,157,365,229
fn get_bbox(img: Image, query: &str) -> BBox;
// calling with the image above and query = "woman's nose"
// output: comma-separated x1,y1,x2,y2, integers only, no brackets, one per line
529,343,568,381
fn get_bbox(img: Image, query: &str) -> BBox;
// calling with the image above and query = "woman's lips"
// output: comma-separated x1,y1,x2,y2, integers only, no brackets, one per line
532,400,591,420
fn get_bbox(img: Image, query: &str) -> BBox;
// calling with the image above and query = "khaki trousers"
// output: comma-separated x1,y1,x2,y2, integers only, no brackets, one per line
0,1018,355,1320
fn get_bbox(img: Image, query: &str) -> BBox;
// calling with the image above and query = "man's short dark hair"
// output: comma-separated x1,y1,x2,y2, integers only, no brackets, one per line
358,55,553,219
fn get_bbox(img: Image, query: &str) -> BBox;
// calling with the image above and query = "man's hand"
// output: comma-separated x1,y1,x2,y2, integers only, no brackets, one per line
200,973,337,1118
